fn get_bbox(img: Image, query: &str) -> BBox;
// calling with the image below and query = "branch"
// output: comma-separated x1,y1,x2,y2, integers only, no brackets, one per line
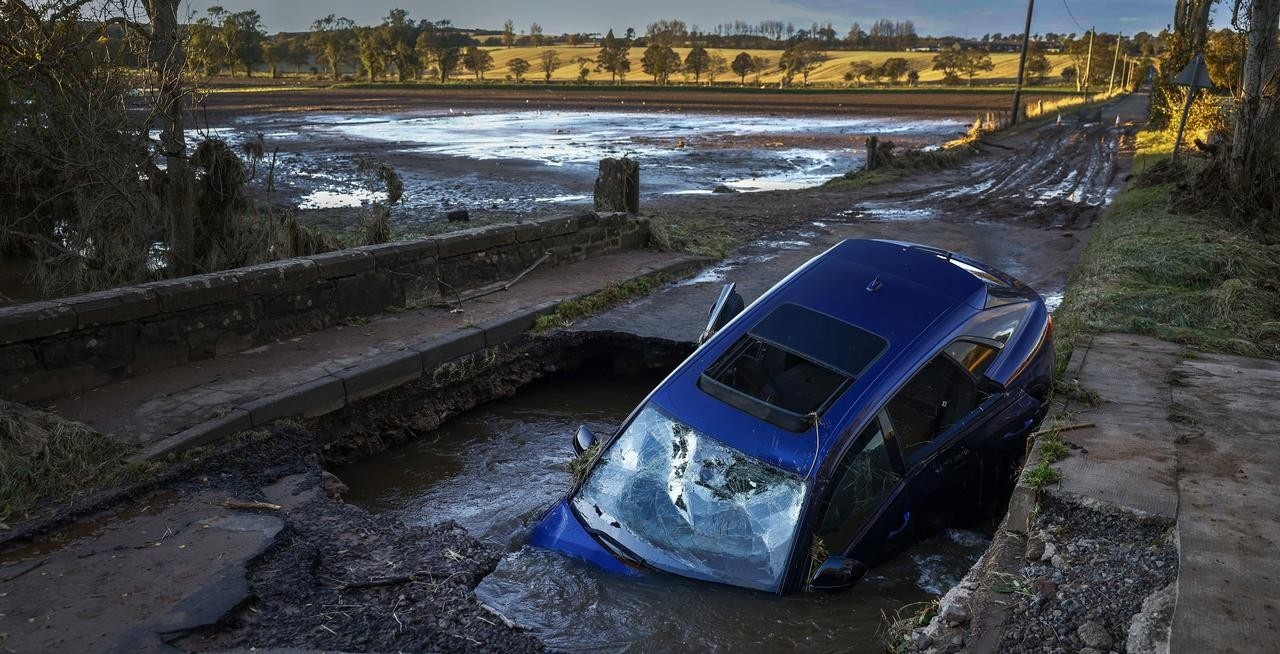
335,570,448,591
101,16,153,41
39,0,100,26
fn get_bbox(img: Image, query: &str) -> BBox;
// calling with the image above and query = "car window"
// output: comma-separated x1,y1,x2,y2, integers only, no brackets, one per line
699,303,887,432
944,340,999,378
817,421,902,551
967,301,1033,344
885,354,979,464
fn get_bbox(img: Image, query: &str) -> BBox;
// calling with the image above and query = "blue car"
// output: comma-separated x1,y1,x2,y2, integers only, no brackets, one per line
530,239,1054,594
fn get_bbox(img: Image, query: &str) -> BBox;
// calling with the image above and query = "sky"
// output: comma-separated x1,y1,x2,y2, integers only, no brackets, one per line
180,0,1201,38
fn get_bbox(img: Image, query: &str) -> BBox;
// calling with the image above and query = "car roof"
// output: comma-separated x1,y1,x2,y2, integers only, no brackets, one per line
653,239,997,476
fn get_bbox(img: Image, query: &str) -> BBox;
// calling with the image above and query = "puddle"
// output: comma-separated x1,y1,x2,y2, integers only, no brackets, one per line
337,364,993,652
298,188,385,209
1043,291,1065,313
0,491,180,564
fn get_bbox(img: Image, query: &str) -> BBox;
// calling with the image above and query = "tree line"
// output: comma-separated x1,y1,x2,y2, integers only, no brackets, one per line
179,7,1161,86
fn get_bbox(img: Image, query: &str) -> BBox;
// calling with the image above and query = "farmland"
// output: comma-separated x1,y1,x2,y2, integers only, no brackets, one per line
441,46,1071,86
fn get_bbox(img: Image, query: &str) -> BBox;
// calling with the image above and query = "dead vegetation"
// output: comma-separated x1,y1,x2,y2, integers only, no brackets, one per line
0,400,148,527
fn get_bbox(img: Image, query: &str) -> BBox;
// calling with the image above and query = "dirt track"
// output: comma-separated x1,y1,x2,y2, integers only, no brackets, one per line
861,121,1131,230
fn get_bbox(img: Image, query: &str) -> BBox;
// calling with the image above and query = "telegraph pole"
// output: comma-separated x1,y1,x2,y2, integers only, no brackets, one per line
1010,0,1036,125
1082,27,1095,98
1108,33,1123,95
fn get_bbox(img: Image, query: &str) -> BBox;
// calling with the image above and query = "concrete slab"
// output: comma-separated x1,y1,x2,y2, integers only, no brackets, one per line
1046,333,1183,520
1169,353,1280,654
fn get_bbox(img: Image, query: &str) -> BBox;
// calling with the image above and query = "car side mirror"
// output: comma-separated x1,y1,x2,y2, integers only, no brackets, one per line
978,376,1005,396
573,425,597,455
808,555,868,591
700,283,745,344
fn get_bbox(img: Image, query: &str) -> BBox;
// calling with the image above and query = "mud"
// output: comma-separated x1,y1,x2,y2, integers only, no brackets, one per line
177,475,546,654
202,109,963,226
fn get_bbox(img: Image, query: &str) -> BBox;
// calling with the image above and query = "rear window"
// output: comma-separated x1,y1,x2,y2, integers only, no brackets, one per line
699,304,887,432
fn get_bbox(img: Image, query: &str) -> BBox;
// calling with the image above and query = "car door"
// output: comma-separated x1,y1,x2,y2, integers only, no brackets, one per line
881,342,998,527
813,414,917,569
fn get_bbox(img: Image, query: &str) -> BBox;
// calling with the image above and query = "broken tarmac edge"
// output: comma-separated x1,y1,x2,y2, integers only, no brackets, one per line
131,255,711,463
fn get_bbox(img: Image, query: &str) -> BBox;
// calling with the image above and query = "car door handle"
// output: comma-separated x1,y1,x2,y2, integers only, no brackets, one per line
888,511,911,539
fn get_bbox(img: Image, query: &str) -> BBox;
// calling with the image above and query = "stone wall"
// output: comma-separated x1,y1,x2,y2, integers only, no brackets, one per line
0,212,648,403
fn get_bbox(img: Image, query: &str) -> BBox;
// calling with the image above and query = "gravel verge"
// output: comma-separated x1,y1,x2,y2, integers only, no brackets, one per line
996,496,1176,654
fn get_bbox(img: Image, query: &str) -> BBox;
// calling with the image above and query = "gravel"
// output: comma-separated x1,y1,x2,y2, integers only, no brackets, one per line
996,496,1176,654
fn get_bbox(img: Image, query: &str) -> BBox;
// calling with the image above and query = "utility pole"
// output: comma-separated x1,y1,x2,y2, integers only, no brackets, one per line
1108,33,1123,95
1010,0,1036,125
1082,27,1095,99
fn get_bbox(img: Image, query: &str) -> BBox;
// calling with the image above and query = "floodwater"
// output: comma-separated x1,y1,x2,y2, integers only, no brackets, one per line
336,368,991,652
208,110,965,224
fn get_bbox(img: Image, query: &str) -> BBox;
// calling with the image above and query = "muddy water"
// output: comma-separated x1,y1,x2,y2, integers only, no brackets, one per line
338,368,991,652
208,110,965,224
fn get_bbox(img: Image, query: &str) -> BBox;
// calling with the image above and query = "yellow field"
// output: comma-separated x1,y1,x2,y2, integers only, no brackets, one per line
483,45,1072,86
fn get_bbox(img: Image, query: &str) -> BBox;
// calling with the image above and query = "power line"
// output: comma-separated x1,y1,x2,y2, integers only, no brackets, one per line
1061,0,1088,33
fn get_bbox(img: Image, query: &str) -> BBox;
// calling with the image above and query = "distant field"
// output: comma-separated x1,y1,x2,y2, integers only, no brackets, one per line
483,46,1073,86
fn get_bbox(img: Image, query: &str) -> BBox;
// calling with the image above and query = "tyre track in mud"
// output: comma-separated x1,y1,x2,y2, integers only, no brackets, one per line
854,122,1132,230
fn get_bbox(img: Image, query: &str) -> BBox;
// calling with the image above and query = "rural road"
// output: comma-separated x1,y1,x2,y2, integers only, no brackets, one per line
578,92,1148,342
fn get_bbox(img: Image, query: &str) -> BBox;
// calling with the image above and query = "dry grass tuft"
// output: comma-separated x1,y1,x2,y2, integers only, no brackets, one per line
0,401,149,527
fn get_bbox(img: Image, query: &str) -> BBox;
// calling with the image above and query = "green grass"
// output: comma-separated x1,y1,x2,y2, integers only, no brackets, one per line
1023,460,1063,489
647,212,742,259
0,402,157,528
1052,128,1280,374
532,276,663,332
1037,433,1070,463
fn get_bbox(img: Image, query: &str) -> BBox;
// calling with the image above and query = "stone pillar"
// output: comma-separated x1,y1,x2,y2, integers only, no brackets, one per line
864,136,879,172
593,157,639,214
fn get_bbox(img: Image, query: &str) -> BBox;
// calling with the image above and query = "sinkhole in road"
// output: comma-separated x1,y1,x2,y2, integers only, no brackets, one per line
335,362,992,652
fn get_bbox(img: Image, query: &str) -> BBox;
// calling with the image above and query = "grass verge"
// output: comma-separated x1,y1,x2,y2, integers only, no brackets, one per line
1052,128,1280,373
0,402,157,528
532,275,664,333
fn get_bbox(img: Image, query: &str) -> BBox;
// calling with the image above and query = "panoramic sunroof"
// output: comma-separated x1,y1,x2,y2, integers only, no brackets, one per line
698,304,888,432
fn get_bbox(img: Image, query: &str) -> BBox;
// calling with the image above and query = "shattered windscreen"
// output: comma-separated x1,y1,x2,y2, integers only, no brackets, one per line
573,404,806,592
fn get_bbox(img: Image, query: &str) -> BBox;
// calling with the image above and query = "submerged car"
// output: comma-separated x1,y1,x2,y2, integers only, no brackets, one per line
529,239,1053,594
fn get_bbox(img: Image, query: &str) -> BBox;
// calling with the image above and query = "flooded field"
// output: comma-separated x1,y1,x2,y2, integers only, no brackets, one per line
336,368,991,652
208,110,965,227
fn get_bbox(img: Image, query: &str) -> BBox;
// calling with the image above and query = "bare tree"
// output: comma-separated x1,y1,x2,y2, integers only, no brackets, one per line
502,19,515,48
